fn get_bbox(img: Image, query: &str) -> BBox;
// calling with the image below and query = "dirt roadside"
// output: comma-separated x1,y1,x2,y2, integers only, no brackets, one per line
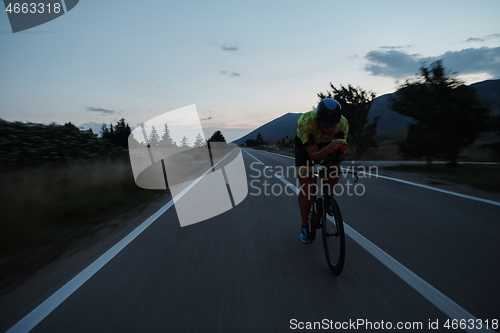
0,191,172,332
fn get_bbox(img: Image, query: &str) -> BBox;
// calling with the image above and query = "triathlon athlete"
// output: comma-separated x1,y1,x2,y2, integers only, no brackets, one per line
295,98,349,244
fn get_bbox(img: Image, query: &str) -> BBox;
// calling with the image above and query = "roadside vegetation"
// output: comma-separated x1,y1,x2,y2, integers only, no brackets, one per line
390,60,491,166
0,119,159,293
0,119,231,294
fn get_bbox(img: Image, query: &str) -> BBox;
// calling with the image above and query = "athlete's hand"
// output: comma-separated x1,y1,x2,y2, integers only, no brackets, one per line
338,142,348,152
326,141,344,153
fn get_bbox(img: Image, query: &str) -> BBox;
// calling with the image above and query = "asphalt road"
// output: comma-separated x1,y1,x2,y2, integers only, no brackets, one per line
2,148,499,332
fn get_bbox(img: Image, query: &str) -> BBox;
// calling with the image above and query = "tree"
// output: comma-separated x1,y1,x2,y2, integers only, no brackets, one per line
180,135,190,148
100,124,109,140
160,123,176,147
208,130,226,143
148,126,160,148
245,139,259,147
100,118,132,148
318,84,379,158
256,133,265,145
114,118,131,148
193,133,206,148
390,60,489,166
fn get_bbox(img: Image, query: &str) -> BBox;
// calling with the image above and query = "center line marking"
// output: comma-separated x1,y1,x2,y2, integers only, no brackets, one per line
243,148,495,333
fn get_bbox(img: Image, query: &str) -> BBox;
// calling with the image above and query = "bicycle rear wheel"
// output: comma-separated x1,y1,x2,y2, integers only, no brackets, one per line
321,196,345,275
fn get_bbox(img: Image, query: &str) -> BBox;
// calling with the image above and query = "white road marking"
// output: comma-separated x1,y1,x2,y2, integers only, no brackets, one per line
356,172,500,207
274,174,300,195
243,149,265,165
5,151,235,333
339,220,494,332
244,148,495,333
245,149,500,207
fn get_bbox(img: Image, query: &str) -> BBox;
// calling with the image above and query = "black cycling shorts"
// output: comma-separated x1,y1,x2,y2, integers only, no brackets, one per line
294,135,328,175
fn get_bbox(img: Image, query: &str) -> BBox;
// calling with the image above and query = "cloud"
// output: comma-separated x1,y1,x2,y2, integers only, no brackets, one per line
464,33,500,43
85,106,117,115
364,50,422,78
221,45,239,52
220,70,241,77
210,41,244,55
379,45,413,50
364,46,500,79
465,37,485,43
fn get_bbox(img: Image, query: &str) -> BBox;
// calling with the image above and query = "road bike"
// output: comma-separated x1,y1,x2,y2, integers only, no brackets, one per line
307,155,358,276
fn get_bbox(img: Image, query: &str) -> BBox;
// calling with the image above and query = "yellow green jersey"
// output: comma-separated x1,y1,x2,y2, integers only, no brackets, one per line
296,110,349,145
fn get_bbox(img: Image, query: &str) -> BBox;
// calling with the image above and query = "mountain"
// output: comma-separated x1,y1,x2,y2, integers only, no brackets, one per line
232,113,302,145
368,79,500,131
470,79,500,116
367,93,412,132
232,79,500,144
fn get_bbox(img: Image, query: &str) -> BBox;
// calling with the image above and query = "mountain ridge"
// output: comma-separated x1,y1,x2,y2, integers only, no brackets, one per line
232,79,500,145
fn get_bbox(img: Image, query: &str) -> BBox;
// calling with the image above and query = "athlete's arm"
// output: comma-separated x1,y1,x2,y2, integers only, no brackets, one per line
302,134,346,161
306,141,346,161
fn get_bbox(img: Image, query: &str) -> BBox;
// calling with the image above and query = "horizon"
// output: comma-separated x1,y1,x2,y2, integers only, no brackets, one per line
4,77,497,143
1,1,499,142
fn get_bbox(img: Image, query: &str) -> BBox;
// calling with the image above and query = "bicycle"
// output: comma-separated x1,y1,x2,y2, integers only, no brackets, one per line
307,154,359,276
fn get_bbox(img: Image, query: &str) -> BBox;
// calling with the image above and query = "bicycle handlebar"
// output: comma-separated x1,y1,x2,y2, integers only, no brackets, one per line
315,152,359,184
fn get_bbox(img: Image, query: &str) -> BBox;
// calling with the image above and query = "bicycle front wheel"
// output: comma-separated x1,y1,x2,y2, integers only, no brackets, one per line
321,196,345,276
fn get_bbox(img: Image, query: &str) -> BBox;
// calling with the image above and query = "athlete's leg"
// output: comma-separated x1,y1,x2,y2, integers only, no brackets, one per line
295,135,316,228
298,171,316,227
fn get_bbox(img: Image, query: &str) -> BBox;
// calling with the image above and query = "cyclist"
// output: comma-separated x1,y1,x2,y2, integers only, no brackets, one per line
295,98,349,244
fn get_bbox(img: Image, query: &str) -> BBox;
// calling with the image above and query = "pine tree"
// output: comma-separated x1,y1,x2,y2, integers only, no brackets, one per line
256,133,264,145
180,135,190,148
148,126,160,147
194,133,205,148
207,130,226,142
160,123,176,147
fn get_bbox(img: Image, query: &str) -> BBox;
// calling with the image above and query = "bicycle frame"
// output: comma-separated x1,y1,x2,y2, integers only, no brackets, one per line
307,159,358,275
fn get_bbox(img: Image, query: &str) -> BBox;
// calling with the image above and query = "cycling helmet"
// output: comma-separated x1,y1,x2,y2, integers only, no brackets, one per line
316,98,341,128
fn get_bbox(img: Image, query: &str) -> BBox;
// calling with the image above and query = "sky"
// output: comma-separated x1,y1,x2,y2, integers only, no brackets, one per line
0,0,499,143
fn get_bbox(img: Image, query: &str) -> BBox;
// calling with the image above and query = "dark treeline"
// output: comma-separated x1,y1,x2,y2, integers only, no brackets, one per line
0,119,124,168
0,116,230,169
390,60,493,165
245,133,265,147
100,118,132,149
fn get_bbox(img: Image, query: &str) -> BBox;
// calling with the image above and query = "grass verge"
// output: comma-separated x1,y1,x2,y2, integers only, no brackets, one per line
383,163,500,192
0,158,164,294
